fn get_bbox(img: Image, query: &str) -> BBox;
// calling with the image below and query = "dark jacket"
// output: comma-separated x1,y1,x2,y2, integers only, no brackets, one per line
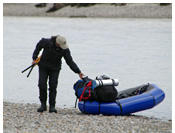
32,37,81,73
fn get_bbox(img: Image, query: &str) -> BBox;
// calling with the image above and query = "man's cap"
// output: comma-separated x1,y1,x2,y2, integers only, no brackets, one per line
56,35,69,49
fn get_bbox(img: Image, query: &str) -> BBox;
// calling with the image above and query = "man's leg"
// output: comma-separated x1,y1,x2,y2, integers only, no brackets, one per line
37,67,48,112
48,70,60,113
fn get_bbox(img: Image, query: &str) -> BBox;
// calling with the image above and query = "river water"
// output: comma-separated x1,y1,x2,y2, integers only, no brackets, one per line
3,16,172,120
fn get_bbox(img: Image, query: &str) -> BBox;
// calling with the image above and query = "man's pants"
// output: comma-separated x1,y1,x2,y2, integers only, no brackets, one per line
38,67,60,106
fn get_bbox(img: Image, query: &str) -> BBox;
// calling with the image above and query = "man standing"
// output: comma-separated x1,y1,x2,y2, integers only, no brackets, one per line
32,35,84,113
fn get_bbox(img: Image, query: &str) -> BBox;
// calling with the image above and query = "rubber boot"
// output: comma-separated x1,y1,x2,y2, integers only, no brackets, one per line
37,103,47,112
49,105,57,113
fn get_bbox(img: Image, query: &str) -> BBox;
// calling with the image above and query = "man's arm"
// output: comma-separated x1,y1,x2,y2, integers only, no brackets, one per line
32,38,45,64
63,48,84,78
32,39,44,60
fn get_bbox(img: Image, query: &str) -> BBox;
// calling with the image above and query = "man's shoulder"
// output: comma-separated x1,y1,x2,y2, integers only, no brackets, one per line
38,38,53,47
40,38,51,42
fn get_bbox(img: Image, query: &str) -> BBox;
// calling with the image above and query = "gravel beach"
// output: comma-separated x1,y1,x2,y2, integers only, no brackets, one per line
3,3,172,18
3,3,172,133
3,102,172,133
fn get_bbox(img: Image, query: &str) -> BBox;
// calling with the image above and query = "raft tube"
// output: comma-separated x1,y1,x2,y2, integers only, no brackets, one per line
78,84,165,115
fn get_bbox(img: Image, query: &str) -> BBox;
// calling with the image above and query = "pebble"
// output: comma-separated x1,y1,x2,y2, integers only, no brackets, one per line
3,102,172,132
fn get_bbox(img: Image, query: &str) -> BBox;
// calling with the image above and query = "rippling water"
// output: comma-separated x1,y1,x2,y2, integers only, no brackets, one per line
3,16,172,120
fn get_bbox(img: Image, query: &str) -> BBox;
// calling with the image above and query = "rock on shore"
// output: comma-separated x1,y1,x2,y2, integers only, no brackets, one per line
3,102,172,133
3,3,172,18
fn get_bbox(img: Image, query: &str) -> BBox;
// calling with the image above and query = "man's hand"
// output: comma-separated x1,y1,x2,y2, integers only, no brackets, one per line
78,72,84,79
32,56,41,65
32,60,37,65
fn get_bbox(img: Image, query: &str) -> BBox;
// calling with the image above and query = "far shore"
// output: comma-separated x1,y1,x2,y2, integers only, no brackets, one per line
3,3,172,18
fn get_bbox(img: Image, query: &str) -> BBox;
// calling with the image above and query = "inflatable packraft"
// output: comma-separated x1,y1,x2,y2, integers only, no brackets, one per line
73,77,165,115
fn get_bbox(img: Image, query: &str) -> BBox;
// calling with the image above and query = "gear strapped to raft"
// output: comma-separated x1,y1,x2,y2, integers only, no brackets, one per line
73,75,119,108
79,81,94,101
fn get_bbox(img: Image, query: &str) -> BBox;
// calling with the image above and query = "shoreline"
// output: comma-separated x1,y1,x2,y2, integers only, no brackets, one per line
3,3,172,18
3,101,172,132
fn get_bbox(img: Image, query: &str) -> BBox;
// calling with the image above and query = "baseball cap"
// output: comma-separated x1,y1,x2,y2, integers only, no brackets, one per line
56,35,69,49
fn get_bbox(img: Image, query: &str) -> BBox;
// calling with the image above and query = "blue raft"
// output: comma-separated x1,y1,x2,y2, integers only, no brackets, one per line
78,84,165,115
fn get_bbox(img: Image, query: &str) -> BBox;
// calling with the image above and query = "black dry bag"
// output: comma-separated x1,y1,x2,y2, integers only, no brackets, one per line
95,85,118,102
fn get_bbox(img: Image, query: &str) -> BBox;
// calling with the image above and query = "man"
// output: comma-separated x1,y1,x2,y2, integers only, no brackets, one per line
32,35,84,113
